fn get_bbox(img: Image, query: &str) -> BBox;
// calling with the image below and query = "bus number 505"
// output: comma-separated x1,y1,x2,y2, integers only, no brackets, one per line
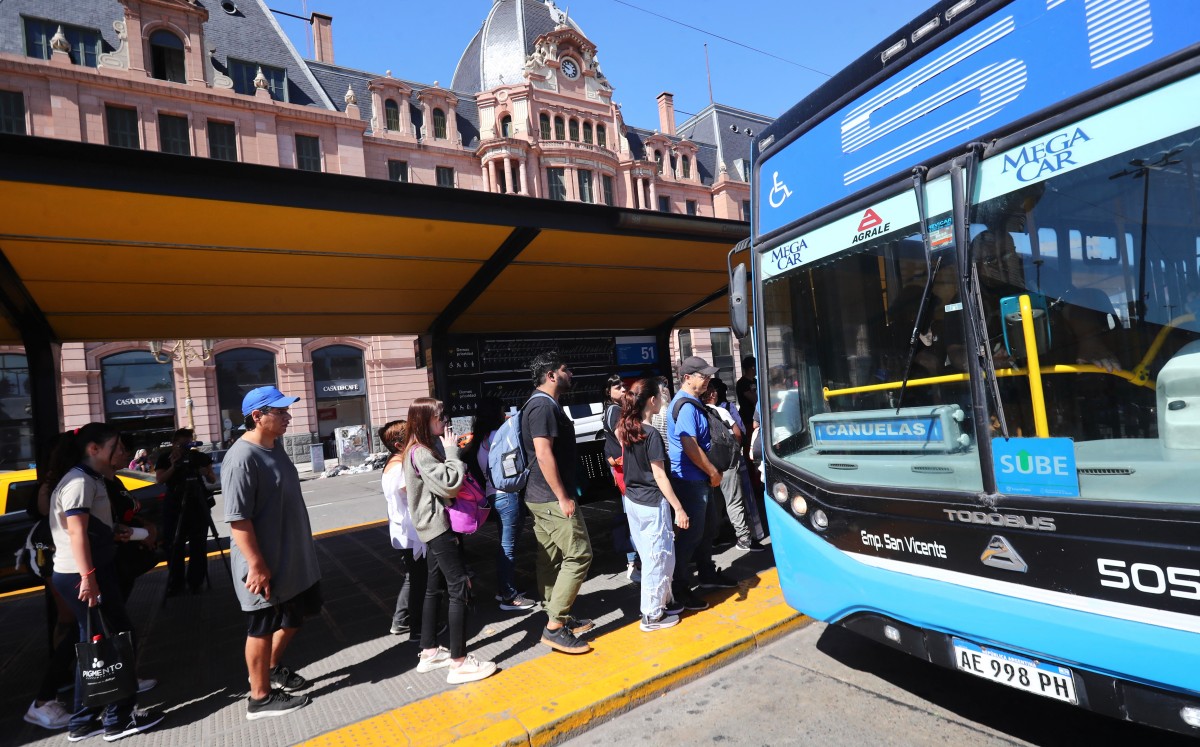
1097,559,1200,600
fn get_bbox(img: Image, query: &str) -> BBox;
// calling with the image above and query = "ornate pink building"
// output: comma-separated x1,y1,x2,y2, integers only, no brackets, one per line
0,0,760,466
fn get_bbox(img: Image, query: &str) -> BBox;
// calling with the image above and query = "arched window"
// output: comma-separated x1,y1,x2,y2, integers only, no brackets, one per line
582,122,593,144
654,150,664,174
539,113,551,139
149,29,185,83
681,155,691,179
432,108,447,139
101,351,176,450
500,115,513,138
384,99,400,131
568,119,579,141
554,116,565,140
597,124,607,149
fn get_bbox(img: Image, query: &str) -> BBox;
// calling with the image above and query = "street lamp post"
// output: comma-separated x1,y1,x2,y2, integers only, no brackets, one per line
150,339,215,431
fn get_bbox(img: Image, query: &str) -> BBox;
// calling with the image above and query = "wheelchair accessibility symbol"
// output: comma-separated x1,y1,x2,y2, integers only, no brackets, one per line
768,171,792,209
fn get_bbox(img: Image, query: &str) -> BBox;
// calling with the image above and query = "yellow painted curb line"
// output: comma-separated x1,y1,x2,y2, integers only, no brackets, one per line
303,568,810,747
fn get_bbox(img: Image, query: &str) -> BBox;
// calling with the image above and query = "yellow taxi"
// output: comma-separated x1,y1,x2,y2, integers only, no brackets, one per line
0,469,158,592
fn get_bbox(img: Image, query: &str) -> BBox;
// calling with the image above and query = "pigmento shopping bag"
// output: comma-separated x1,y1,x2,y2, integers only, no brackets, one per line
76,605,138,708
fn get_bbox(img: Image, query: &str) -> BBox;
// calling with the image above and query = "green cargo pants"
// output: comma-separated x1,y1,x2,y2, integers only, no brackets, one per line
525,499,593,624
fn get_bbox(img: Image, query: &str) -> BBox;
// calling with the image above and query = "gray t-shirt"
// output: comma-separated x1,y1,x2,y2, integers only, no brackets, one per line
222,437,321,611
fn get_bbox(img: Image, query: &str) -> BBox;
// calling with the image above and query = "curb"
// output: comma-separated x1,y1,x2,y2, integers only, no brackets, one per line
303,568,809,747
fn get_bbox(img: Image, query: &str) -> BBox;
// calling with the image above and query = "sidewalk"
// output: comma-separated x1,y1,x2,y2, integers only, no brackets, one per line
1,495,800,746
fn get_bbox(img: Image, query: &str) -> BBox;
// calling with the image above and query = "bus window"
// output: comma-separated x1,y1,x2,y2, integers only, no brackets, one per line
972,97,1200,504
761,178,983,493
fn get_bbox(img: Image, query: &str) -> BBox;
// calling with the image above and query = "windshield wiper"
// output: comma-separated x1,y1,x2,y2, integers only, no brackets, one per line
958,143,1010,440
896,167,938,413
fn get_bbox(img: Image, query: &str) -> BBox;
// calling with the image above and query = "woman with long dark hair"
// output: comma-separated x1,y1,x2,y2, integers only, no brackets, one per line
404,398,497,684
48,423,163,740
617,379,690,632
379,420,429,639
459,398,534,611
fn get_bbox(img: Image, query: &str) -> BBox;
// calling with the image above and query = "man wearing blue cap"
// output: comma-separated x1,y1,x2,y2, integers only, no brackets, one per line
222,386,322,720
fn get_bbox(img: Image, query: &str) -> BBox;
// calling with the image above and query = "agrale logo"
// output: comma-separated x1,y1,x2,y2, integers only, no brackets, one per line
980,535,1028,573
852,209,890,244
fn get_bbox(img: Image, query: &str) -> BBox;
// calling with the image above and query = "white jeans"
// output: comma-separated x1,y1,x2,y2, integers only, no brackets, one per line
624,496,676,617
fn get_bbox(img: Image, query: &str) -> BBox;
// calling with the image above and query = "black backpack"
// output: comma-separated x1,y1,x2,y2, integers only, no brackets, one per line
672,398,737,472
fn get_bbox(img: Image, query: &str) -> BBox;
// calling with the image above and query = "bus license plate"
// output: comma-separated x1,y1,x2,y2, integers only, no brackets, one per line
952,639,1077,704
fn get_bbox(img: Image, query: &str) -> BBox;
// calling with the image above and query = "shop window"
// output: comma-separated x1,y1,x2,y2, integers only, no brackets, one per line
216,348,276,439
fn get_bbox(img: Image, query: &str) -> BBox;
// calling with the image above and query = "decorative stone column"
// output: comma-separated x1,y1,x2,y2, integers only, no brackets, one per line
519,159,529,196
486,160,498,193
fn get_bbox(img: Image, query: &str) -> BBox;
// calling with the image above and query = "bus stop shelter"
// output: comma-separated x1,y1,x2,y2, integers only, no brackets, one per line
0,134,747,464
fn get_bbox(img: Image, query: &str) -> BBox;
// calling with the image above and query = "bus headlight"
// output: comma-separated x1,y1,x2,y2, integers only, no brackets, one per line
1181,706,1200,728
811,509,829,530
790,495,808,516
772,482,789,503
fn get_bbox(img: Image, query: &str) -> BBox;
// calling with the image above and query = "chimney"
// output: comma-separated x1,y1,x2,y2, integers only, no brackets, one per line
311,13,334,63
657,92,676,136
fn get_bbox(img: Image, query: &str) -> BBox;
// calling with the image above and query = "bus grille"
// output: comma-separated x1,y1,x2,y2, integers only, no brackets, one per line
1078,467,1135,476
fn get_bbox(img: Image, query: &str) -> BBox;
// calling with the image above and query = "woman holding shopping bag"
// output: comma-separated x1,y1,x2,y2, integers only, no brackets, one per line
48,422,164,741
617,379,690,632
404,398,498,684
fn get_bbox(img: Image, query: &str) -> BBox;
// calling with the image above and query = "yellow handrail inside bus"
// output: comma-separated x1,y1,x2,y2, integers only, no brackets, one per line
823,364,1146,400
1131,313,1194,385
1019,294,1050,437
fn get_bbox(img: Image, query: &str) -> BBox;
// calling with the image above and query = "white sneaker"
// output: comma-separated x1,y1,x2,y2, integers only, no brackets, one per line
626,562,641,585
137,678,157,693
416,646,452,673
446,654,497,684
24,699,71,730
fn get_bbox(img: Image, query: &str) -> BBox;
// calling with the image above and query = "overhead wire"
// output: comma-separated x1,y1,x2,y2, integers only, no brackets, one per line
607,0,833,78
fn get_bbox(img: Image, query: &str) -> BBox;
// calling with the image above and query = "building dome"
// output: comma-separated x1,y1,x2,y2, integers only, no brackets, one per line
451,0,586,92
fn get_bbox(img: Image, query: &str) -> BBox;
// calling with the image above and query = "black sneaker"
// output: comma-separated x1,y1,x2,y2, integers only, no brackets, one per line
67,720,104,742
566,616,595,636
102,710,164,742
663,600,686,616
389,622,410,636
246,690,311,720
697,570,739,589
640,612,681,632
270,665,309,692
737,539,769,553
541,625,591,654
679,593,710,611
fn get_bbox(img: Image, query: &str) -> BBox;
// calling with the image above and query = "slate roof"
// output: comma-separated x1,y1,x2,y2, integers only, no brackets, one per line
452,0,588,93
624,127,720,187
679,104,773,181
0,0,332,109
307,60,482,147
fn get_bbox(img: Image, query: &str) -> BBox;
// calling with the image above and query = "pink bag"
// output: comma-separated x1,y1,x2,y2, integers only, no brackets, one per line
449,473,491,534
410,449,491,534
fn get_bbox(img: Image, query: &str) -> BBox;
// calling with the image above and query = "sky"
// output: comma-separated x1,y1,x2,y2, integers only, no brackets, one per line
272,0,936,129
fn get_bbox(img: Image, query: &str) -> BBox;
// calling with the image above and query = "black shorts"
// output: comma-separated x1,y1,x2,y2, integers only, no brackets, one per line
245,582,323,638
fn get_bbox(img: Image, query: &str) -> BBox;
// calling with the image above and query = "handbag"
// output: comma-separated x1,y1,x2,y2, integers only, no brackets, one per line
611,455,627,495
448,473,492,535
76,605,138,708
410,449,492,535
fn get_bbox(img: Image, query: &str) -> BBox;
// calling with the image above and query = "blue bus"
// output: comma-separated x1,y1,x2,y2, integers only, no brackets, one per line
731,0,1200,735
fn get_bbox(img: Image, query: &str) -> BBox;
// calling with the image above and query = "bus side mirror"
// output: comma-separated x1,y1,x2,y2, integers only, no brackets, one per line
730,262,748,338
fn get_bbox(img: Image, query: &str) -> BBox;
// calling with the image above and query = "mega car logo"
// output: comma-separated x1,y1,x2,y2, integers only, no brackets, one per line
851,209,890,244
768,238,808,272
1001,127,1091,182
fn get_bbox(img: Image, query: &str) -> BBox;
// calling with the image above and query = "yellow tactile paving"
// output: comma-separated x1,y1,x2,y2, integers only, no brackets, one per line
302,568,809,747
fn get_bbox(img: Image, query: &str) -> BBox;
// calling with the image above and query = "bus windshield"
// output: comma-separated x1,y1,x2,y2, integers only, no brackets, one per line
761,73,1200,504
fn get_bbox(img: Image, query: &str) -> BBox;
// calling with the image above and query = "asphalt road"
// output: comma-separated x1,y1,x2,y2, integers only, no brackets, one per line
563,621,1199,746
209,467,388,538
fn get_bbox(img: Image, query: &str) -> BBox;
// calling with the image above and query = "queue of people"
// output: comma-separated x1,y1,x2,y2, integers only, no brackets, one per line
21,352,767,738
